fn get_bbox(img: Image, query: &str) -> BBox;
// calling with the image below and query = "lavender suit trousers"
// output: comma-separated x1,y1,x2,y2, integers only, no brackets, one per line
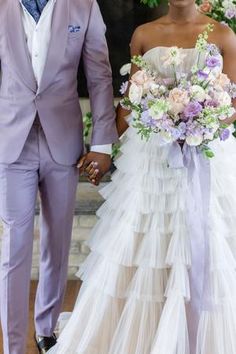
0,119,79,354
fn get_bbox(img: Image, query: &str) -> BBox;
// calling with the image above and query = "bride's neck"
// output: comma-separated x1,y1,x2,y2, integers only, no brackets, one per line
167,5,199,24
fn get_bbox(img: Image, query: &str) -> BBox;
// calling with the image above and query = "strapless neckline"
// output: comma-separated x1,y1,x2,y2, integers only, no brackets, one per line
143,46,196,58
143,44,222,59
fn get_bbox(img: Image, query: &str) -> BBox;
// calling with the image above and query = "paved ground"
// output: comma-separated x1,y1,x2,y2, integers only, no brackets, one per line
0,280,82,354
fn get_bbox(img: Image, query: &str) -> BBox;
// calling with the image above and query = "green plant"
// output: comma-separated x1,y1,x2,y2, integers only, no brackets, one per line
140,0,162,7
83,112,121,158
196,0,236,32
83,112,93,139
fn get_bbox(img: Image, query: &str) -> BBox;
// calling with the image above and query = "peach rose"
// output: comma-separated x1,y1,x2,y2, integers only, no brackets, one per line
131,71,154,92
168,88,190,115
186,135,204,146
131,71,149,85
214,73,231,89
199,0,212,13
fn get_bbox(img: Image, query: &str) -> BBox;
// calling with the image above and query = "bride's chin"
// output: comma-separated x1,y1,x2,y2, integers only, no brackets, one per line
169,0,195,7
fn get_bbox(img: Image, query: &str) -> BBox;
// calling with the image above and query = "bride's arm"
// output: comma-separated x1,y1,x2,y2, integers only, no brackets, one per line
221,26,236,125
116,27,144,137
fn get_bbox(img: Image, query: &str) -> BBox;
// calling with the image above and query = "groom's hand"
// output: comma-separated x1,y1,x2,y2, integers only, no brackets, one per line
78,152,111,185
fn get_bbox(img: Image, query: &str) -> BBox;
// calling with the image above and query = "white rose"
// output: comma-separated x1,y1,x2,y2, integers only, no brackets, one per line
129,83,143,104
150,83,161,96
186,135,203,146
204,131,215,141
222,0,233,8
190,85,206,102
214,91,232,106
159,131,174,143
161,47,187,67
120,63,131,76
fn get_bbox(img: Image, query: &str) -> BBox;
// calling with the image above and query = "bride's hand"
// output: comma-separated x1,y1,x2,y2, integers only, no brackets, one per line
78,152,111,186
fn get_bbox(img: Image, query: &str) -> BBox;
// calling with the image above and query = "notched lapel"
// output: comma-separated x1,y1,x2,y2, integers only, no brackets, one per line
6,0,37,92
38,0,69,94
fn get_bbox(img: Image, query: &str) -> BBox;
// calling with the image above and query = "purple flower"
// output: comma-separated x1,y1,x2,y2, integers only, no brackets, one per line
140,111,156,128
171,128,182,140
197,70,209,80
205,56,221,68
183,101,203,118
179,121,186,129
205,99,218,108
119,81,128,95
220,128,230,141
229,83,236,99
178,122,187,134
158,116,174,130
225,8,236,19
206,44,220,56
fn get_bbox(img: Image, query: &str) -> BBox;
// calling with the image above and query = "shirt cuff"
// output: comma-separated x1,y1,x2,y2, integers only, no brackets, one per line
90,144,112,155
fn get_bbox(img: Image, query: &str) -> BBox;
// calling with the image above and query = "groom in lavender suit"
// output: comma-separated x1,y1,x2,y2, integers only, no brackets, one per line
0,0,118,353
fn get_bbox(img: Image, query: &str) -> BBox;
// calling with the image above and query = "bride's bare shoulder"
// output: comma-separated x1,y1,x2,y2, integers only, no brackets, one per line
132,16,167,36
130,17,168,52
208,18,236,51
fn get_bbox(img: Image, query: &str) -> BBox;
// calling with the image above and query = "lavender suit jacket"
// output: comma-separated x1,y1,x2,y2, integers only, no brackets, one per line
0,0,118,165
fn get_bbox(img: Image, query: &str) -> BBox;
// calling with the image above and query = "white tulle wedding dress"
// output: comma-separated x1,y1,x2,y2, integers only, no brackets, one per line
48,47,236,354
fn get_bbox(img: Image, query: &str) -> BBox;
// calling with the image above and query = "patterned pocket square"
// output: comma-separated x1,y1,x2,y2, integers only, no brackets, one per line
68,25,81,33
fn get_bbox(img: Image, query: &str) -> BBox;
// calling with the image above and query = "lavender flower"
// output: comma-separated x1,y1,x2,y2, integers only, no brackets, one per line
170,128,182,140
205,99,218,108
206,43,220,56
183,101,203,118
228,83,236,99
197,70,209,80
140,111,156,128
225,8,236,19
178,122,187,135
205,56,221,68
220,128,230,141
119,81,128,95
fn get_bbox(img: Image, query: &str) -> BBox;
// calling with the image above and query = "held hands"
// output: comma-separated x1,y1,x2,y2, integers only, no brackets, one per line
78,152,111,186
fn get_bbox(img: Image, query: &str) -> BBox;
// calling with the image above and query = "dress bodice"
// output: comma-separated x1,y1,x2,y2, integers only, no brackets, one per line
142,46,223,79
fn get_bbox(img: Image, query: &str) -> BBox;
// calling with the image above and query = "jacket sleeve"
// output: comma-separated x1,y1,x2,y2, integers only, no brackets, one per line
82,0,118,146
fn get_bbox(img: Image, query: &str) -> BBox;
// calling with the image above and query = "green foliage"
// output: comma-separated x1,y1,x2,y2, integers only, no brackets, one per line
234,122,236,138
83,112,93,139
111,143,121,159
83,112,121,158
201,145,215,159
196,0,236,33
140,0,162,7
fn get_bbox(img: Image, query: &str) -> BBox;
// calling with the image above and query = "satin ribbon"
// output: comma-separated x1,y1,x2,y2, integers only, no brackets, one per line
168,142,211,353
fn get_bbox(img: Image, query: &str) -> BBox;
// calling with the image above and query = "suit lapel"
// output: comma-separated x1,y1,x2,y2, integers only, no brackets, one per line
38,0,69,94
6,0,37,92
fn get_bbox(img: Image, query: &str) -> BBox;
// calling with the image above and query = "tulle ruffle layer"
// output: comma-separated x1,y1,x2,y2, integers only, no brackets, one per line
49,126,236,354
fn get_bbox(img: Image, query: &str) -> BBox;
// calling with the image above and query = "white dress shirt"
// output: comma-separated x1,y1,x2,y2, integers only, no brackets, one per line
19,0,112,155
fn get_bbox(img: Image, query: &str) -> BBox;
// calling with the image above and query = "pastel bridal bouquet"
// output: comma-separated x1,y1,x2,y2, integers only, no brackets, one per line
120,25,236,158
